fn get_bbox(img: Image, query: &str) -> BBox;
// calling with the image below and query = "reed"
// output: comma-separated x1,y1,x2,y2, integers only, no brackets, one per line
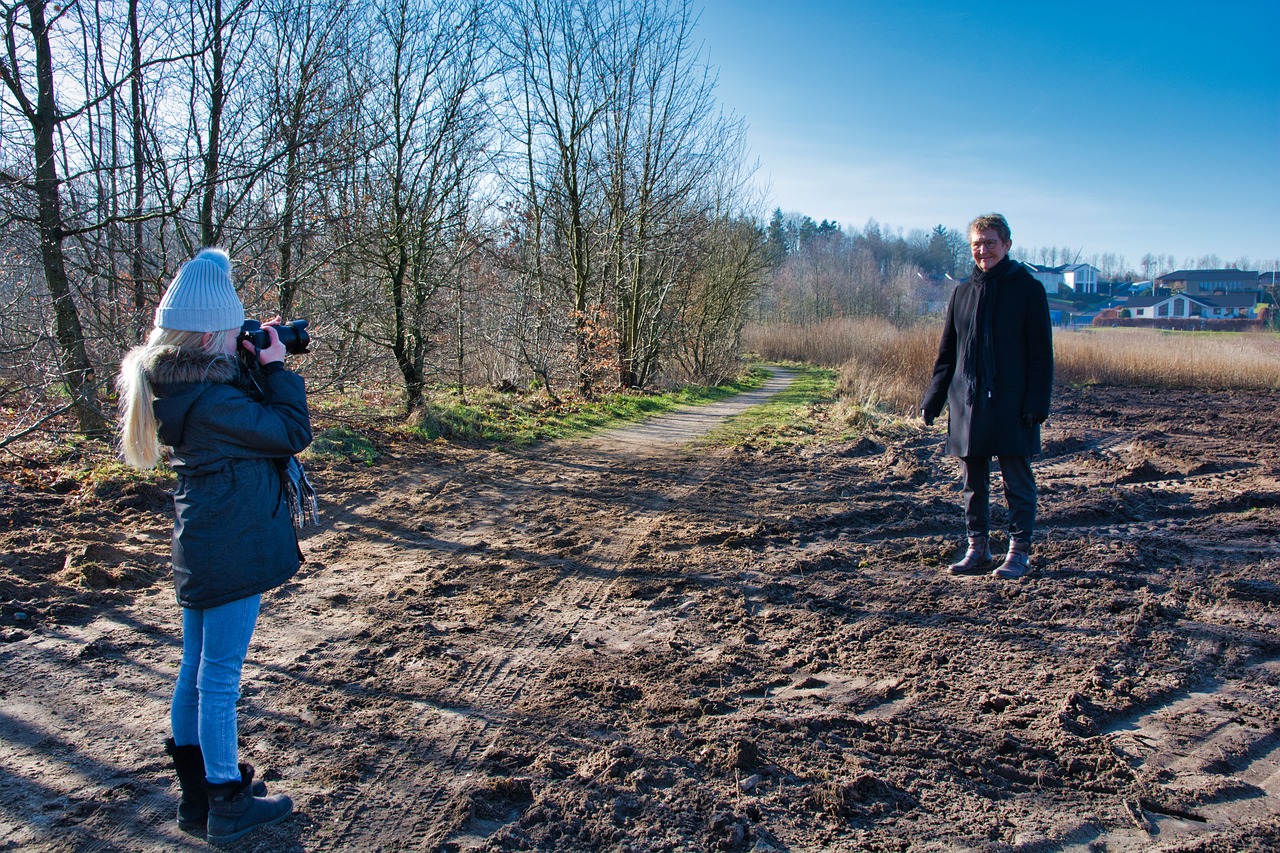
1054,327,1280,389
743,320,1280,419
744,318,936,416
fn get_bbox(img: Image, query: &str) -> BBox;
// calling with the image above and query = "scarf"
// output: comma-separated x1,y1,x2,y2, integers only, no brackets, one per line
963,256,1007,407
280,456,320,529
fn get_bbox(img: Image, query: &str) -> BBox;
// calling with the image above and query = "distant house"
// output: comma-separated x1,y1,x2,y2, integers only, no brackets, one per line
1022,262,1066,294
1062,263,1100,294
1124,292,1260,320
1155,269,1260,296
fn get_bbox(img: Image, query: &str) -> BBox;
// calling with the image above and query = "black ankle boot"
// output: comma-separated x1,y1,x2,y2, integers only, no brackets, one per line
947,535,994,575
992,540,1032,579
164,738,268,833
206,763,292,843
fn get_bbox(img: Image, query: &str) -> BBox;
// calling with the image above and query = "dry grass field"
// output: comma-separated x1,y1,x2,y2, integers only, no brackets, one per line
1053,327,1280,390
744,319,1280,418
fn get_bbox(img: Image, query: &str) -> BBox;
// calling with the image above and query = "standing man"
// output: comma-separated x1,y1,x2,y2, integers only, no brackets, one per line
921,214,1053,579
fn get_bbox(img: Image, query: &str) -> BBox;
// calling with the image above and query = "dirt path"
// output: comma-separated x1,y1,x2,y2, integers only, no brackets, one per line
2,377,1279,852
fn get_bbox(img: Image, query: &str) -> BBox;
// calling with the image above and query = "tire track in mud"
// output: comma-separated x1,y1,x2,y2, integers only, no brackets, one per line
291,370,798,851
1032,412,1280,563
295,436,1273,849
959,398,1280,852
36,379,1280,851
1039,654,1280,852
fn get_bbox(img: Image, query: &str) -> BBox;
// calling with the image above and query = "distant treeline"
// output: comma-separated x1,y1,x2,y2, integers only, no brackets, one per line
756,211,1278,327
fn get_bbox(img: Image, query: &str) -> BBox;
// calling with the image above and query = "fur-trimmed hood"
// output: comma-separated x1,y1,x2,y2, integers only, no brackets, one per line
143,345,238,388
147,347,246,455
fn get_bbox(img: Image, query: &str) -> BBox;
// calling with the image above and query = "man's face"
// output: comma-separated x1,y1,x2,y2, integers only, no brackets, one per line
970,227,1011,272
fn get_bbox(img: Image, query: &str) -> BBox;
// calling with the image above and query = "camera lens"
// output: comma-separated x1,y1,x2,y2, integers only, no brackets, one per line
277,319,310,354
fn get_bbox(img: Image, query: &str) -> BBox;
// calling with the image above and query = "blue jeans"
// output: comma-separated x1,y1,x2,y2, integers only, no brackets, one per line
961,455,1037,543
170,595,261,785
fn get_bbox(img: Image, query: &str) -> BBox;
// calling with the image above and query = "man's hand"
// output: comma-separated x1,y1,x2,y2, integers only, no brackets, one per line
1021,412,1047,428
920,408,935,427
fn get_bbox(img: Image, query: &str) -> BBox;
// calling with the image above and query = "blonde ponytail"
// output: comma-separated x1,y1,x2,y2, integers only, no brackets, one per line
115,328,220,469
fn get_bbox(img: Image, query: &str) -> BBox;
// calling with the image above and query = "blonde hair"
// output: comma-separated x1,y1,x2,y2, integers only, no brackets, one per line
116,327,231,469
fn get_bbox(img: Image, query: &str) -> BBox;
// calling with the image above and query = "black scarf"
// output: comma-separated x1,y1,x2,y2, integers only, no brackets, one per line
963,256,1009,407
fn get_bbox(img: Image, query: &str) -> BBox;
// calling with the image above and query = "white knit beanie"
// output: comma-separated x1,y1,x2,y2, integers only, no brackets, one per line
153,248,245,332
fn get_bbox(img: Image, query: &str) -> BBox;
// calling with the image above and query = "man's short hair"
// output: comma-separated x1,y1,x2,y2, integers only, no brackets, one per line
968,213,1011,244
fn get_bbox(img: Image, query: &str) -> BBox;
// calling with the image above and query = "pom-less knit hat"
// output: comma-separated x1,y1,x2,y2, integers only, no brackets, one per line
153,248,245,332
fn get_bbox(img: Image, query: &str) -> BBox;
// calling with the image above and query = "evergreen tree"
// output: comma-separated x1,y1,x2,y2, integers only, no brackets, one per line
764,208,788,268
927,225,954,275
797,216,819,249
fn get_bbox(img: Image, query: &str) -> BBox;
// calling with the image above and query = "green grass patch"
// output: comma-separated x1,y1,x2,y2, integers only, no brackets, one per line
77,457,174,491
305,427,380,465
409,366,773,447
699,365,839,450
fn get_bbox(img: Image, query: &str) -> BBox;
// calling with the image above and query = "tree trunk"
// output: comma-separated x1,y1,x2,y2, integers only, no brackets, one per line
28,1,107,434
200,0,225,247
129,0,149,342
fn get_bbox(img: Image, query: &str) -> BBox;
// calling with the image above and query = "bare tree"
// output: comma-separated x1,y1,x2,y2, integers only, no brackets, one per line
254,0,364,317
501,0,610,395
669,215,764,383
354,0,490,414
499,0,754,393
64,0,192,352
599,0,736,388
184,0,263,249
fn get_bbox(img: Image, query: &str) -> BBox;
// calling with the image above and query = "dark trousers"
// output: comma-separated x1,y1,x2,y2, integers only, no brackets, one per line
961,455,1037,543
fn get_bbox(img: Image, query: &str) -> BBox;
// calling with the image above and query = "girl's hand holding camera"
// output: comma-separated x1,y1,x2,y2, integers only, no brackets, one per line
242,317,287,365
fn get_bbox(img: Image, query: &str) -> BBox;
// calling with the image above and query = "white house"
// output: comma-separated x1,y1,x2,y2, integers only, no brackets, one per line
1062,263,1100,294
1022,262,1065,294
1124,292,1260,320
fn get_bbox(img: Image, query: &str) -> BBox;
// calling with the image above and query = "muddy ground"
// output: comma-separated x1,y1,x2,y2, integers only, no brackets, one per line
2,373,1279,852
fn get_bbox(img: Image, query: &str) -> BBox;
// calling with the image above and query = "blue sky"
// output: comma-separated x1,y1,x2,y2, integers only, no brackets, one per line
694,0,1279,269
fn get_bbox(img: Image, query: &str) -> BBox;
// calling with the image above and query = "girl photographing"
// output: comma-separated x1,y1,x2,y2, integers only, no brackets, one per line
117,247,309,842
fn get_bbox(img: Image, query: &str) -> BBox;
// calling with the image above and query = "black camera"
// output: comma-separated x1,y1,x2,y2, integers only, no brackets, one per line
239,319,310,355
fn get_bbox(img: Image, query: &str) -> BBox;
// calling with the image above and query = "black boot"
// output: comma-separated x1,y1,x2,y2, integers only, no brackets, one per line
164,738,209,832
164,738,268,833
206,763,292,844
947,535,994,575
992,540,1032,579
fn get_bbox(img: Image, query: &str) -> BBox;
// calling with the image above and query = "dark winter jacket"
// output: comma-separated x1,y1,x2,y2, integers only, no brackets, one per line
146,347,312,609
921,256,1053,458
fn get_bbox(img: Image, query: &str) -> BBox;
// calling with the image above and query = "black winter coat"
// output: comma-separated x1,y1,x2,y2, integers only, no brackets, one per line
146,347,312,609
921,257,1053,458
